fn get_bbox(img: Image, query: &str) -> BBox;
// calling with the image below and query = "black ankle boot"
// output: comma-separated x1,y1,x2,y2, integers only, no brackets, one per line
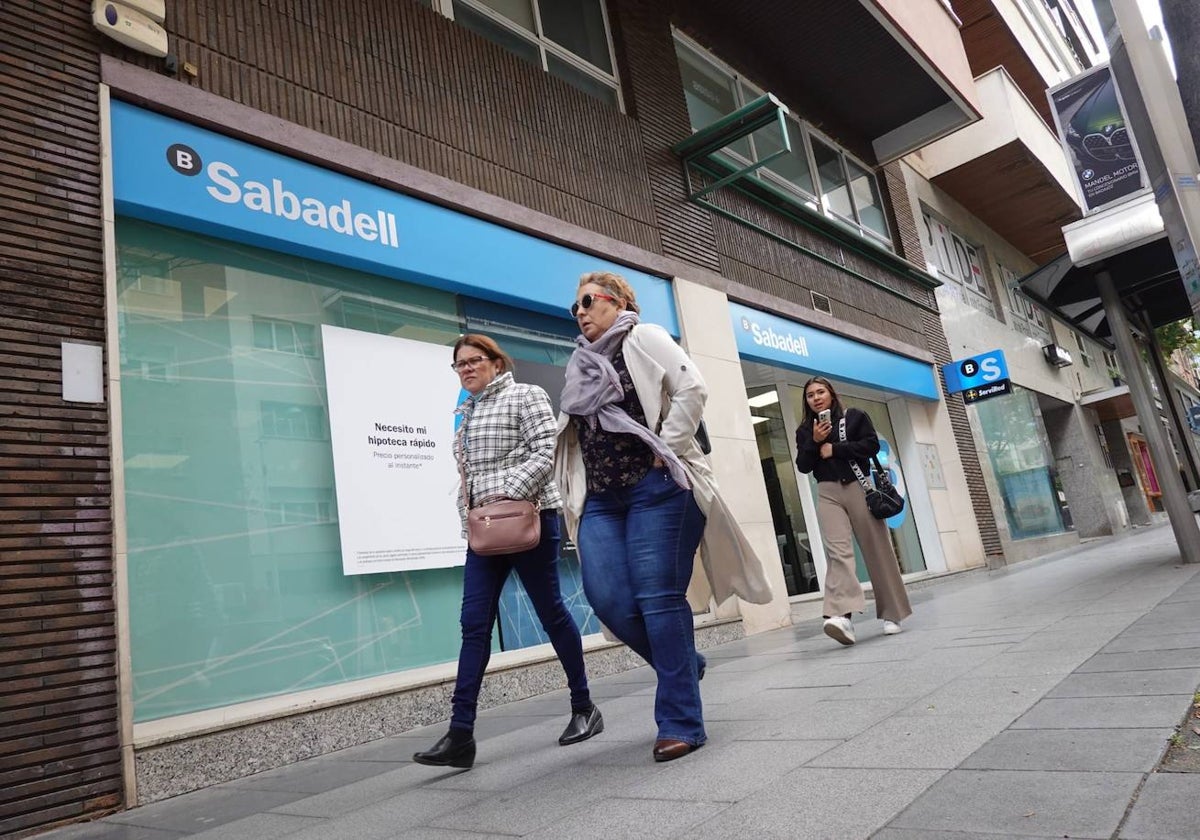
413,729,476,769
558,705,604,745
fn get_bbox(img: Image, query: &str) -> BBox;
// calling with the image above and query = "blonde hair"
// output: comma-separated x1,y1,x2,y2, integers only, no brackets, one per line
578,271,640,314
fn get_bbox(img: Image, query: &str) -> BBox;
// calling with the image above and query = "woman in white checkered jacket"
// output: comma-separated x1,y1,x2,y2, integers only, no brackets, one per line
413,334,602,771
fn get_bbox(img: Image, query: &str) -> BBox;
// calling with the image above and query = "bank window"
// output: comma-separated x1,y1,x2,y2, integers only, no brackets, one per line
260,401,327,440
254,317,318,357
1000,264,1051,343
921,210,993,317
443,0,620,107
1074,331,1093,367
673,33,891,247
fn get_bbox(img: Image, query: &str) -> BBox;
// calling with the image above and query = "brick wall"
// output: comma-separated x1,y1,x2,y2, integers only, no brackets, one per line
0,1,122,836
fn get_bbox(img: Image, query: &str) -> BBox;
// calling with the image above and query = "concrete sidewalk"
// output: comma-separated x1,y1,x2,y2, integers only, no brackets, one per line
40,525,1200,840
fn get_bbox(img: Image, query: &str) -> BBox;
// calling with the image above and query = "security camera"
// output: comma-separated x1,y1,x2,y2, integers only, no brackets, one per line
92,1,168,58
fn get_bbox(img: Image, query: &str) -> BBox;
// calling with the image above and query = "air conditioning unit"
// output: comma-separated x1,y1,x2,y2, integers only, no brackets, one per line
1043,343,1074,368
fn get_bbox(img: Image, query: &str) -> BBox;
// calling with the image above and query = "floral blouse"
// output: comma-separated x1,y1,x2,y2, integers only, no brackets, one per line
574,349,655,494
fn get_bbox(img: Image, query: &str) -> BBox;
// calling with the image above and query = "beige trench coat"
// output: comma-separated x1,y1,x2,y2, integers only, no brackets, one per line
554,323,774,612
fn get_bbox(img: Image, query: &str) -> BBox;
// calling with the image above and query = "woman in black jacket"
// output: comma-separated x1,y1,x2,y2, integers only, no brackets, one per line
794,376,912,645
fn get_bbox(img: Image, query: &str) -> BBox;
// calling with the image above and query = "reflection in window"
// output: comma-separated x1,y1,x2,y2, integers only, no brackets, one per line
260,401,327,440
115,218,599,723
253,317,318,357
448,0,618,104
674,33,889,246
812,138,853,220
974,386,1069,540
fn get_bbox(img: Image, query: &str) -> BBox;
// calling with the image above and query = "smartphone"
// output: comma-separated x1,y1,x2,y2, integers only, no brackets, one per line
818,408,831,425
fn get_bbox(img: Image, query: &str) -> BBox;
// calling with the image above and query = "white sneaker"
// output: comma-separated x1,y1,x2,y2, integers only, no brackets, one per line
883,620,902,635
823,616,856,645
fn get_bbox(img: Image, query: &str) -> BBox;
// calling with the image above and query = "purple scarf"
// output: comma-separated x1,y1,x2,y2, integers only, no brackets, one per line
560,311,690,489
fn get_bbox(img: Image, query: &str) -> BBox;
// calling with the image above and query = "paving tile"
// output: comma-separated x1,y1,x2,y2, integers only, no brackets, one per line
1011,695,1190,729
429,763,654,836
223,759,399,794
1120,773,1200,840
521,796,727,840
874,829,1067,840
270,765,458,818
807,714,1015,770
282,789,483,840
1101,631,1200,653
688,768,943,840
1046,668,1200,698
888,769,1141,838
106,790,307,835
31,824,186,840
188,813,323,840
1076,648,1200,673
960,728,1171,772
964,649,1092,678
623,739,839,802
897,675,1060,718
741,696,911,740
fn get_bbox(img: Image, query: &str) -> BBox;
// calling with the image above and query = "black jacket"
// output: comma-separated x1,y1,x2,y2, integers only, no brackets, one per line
794,407,880,484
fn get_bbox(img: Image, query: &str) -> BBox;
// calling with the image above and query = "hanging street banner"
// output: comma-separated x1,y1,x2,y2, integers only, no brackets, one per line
322,326,467,574
1047,63,1147,214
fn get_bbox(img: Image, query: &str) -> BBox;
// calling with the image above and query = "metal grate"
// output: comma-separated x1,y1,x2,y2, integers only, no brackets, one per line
811,291,832,314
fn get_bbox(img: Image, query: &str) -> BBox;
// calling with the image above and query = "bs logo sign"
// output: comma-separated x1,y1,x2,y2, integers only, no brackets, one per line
941,349,1008,395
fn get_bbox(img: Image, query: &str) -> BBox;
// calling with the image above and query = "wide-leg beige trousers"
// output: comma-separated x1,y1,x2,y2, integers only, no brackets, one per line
817,480,912,623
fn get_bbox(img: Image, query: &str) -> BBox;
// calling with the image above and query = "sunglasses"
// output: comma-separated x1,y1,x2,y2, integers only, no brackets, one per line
450,355,490,372
570,292,618,318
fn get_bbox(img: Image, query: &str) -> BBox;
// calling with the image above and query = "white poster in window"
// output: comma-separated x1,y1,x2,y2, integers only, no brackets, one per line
322,325,467,574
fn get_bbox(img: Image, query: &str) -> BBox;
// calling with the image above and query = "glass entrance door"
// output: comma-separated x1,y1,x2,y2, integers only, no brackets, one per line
836,393,927,576
748,384,818,596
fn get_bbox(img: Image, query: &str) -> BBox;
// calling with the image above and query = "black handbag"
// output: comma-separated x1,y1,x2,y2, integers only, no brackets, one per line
839,417,905,520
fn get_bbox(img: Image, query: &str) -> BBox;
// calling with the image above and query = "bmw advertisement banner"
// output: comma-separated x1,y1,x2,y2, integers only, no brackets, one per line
1048,63,1146,214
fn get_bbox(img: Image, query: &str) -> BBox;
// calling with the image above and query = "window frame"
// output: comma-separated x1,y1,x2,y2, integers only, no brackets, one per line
253,316,319,358
439,0,623,109
672,30,892,248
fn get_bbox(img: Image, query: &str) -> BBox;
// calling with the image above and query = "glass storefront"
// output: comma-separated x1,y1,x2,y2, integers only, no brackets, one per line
744,362,927,598
117,219,599,722
974,386,1070,539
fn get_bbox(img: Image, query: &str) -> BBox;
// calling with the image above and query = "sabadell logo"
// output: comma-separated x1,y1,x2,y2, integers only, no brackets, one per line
742,317,809,357
165,143,399,249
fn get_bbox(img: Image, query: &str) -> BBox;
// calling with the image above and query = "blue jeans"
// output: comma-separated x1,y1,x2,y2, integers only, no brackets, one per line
577,467,707,746
450,511,591,732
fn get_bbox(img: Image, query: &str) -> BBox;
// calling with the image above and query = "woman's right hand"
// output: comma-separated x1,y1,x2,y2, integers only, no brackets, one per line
813,419,832,444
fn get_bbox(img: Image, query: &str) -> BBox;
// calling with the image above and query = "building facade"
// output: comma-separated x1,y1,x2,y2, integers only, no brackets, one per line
887,0,1183,562
2,1,998,832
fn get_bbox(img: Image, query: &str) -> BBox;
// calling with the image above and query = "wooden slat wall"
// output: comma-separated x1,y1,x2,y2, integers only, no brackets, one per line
0,1,122,837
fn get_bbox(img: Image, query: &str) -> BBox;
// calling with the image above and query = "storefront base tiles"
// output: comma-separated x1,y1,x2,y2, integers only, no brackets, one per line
132,620,745,804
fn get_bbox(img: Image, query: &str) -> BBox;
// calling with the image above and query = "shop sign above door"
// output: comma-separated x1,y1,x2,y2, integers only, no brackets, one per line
108,101,679,333
729,303,939,400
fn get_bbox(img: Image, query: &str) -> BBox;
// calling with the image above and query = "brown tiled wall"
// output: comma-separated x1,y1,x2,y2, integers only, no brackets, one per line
0,2,122,836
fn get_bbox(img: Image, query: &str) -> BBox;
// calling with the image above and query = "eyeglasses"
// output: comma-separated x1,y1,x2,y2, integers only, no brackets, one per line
450,355,489,372
570,292,618,318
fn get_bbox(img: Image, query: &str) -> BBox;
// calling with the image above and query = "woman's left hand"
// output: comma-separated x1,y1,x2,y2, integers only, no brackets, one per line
819,443,834,459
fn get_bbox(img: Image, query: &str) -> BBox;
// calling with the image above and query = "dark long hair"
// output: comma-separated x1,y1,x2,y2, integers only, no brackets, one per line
799,375,844,429
452,333,515,374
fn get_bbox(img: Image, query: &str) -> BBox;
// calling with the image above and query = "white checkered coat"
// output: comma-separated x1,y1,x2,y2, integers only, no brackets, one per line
454,372,562,529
